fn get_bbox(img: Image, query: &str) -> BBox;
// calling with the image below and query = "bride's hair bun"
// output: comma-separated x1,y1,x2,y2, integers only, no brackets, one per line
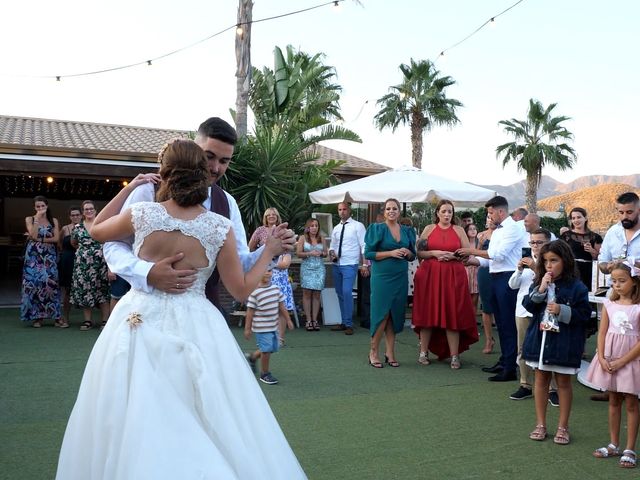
156,139,210,207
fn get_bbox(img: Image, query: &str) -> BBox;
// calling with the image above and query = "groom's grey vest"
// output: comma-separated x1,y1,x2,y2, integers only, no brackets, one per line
204,184,230,310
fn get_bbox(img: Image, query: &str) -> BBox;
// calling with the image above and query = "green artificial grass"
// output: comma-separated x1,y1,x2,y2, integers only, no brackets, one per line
0,309,635,479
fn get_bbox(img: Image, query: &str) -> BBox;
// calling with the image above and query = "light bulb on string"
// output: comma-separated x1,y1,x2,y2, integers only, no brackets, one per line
122,180,129,187
333,1,341,11
236,24,243,36
489,17,496,27
46,176,54,184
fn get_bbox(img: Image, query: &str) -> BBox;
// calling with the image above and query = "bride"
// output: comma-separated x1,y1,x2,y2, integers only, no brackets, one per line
55,139,307,479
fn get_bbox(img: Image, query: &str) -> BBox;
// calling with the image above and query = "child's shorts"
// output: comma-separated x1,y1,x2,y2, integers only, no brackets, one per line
110,275,131,300
255,331,279,353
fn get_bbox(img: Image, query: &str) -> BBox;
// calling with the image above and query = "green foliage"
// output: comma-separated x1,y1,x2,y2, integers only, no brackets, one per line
221,127,342,234
224,45,361,235
540,215,568,237
497,99,576,212
374,58,462,168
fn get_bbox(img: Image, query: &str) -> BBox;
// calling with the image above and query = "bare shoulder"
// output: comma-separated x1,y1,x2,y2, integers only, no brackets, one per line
420,224,436,238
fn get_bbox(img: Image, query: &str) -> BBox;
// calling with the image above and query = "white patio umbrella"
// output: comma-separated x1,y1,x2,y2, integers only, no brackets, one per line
309,166,497,204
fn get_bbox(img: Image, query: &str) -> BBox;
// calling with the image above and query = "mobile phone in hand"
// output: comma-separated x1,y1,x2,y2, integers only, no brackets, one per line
521,247,532,268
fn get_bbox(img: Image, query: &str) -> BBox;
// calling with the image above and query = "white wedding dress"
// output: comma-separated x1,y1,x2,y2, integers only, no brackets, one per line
56,202,307,480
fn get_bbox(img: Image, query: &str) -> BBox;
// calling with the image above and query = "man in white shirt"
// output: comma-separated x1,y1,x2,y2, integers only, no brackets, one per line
457,195,528,381
598,191,640,274
328,202,367,335
103,117,294,308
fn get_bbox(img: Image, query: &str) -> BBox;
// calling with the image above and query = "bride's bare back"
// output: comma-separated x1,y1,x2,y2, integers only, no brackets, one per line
137,202,210,270
139,230,208,270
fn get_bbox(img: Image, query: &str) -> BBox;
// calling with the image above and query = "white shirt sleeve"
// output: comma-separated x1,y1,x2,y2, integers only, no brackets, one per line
226,192,262,272
329,225,337,253
597,228,614,263
478,257,490,268
488,222,522,263
103,183,155,293
508,270,522,289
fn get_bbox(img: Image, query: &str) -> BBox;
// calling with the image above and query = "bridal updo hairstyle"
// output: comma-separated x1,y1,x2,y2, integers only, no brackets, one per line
156,139,210,207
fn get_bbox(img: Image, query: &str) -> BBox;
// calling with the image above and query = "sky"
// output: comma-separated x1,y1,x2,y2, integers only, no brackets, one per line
1,0,638,186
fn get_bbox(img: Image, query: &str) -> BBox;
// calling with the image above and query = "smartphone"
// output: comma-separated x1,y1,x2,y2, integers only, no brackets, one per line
521,247,532,268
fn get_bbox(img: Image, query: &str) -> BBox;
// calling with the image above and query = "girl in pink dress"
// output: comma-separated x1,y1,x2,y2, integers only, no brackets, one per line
584,261,640,469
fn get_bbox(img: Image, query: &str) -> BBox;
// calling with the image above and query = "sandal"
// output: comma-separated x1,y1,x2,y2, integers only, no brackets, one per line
417,351,431,365
529,424,547,441
553,426,570,445
368,354,383,369
313,321,320,331
55,320,70,329
620,450,637,468
32,320,43,328
305,321,314,331
482,337,495,354
79,321,93,331
451,355,461,369
593,443,621,458
384,355,400,368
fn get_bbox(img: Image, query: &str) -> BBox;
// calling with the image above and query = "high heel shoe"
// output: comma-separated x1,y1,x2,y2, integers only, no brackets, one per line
368,353,383,368
418,351,431,365
305,321,314,331
482,337,495,354
384,355,400,368
450,355,461,369
312,321,320,331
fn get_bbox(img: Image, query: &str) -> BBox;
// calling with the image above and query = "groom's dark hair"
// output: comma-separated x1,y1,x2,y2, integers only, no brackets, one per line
196,117,237,146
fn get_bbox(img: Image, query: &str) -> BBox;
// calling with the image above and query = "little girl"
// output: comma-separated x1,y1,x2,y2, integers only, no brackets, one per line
584,261,640,468
521,240,591,445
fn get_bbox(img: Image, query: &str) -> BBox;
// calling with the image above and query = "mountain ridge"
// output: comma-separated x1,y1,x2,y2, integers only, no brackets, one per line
475,174,640,208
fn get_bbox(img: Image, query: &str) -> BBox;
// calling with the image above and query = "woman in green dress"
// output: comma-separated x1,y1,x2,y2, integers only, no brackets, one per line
364,198,416,368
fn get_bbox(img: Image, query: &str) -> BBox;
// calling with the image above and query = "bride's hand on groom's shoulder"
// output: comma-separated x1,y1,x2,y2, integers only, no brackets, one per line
128,173,162,190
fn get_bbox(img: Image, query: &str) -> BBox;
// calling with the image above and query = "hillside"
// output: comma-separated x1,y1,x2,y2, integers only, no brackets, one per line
537,183,640,234
477,173,640,208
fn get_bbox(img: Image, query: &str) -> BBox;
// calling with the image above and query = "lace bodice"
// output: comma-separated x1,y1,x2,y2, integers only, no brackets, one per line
131,202,231,295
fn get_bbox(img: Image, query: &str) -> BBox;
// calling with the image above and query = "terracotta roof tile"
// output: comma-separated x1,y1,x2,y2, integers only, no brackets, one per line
0,115,388,173
311,144,388,173
0,115,188,156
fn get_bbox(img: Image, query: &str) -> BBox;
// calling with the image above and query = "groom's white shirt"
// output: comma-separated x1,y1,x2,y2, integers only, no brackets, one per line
103,182,262,293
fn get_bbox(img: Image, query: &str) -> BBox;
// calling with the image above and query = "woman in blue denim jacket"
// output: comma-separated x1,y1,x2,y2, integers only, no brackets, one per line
522,240,591,446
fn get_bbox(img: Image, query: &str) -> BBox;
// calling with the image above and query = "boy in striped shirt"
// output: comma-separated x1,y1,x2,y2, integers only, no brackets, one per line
244,270,293,385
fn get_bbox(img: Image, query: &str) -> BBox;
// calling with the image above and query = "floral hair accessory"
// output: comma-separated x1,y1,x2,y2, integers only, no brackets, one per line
157,137,182,163
127,312,143,328
621,258,640,277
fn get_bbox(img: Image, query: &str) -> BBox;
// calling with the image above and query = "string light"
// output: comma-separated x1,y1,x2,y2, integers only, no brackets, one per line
46,176,54,183
122,180,129,187
434,0,525,62
6,0,346,81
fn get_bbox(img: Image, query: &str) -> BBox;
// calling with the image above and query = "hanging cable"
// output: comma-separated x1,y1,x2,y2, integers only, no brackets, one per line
3,0,346,81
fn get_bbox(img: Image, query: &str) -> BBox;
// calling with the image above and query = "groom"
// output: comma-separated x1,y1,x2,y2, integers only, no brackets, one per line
103,117,295,309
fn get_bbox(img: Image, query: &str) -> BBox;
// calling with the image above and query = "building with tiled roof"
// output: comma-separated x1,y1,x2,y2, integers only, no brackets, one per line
0,115,387,180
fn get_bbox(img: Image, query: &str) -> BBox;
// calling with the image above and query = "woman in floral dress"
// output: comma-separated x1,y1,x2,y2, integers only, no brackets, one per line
70,200,110,330
297,218,327,330
20,196,62,327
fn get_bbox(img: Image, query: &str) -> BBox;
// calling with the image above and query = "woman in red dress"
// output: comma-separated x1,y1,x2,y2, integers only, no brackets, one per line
412,200,479,369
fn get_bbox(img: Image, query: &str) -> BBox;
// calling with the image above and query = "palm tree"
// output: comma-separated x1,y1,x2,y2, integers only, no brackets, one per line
374,58,462,169
496,99,577,213
249,45,358,144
